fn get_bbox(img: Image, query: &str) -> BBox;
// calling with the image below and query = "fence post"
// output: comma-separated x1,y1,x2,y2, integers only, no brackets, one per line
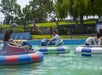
50,26,52,38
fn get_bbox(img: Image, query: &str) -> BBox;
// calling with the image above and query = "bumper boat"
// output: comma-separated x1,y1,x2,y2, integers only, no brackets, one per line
74,45,102,56
74,37,102,56
0,42,44,65
34,39,70,54
34,46,70,54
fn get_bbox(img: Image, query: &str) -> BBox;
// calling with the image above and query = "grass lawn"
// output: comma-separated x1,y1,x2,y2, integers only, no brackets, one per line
31,34,90,39
37,21,75,27
30,20,96,27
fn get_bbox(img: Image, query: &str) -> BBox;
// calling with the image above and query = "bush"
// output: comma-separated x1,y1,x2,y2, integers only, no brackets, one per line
58,28,68,35
70,27,96,34
58,26,96,35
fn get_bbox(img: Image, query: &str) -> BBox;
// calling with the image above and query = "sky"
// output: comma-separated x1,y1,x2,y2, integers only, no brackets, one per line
0,0,30,22
17,0,30,9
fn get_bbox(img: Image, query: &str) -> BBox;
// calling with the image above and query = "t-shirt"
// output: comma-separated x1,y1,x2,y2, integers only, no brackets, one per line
53,34,60,43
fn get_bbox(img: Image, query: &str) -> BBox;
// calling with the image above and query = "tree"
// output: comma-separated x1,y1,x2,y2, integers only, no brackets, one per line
69,0,90,26
68,0,102,26
0,0,21,24
91,0,102,17
22,0,54,23
53,0,69,29
54,0,69,19
54,0,92,26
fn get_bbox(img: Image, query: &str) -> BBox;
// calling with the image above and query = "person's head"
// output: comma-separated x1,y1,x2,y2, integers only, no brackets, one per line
3,29,13,42
3,31,10,42
52,30,58,36
8,29,13,35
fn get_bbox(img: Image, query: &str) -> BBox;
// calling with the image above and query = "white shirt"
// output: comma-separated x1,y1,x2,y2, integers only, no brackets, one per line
53,34,60,43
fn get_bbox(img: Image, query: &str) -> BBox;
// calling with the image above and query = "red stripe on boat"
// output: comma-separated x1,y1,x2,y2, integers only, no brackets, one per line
6,55,18,63
5,44,26,53
28,53,39,61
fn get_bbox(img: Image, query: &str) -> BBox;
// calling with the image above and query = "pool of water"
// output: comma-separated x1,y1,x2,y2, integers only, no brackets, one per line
0,39,102,75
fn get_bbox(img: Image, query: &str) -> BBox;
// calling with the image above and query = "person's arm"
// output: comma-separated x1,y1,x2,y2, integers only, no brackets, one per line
8,38,21,47
98,37,102,46
49,37,55,41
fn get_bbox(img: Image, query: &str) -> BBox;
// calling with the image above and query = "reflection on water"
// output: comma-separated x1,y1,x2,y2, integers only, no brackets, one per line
0,45,102,75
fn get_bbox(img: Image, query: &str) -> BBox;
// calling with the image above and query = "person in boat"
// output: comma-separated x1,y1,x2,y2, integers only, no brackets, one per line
41,30,63,46
3,29,30,50
3,29,16,45
96,28,102,45
85,37,97,45
85,29,102,45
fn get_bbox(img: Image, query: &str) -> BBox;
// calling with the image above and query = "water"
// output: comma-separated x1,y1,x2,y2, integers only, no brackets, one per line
0,40,102,75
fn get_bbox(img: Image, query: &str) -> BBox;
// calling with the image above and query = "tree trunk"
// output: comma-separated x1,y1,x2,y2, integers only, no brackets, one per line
80,14,84,27
56,19,59,31
73,17,78,28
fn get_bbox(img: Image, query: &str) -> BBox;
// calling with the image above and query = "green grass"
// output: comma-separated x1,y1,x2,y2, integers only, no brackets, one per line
32,35,89,39
0,24,25,32
84,20,96,24
1,20,96,28
29,21,76,27
32,35,52,39
29,20,96,27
